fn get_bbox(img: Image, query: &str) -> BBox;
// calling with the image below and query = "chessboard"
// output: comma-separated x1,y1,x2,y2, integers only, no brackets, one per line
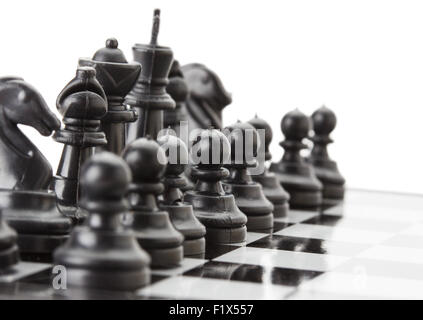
1,188,422,300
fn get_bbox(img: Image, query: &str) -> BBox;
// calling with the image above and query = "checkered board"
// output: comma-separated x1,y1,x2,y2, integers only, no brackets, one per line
1,189,423,300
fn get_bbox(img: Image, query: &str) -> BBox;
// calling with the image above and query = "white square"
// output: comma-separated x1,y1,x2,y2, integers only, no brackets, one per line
275,223,392,244
137,276,294,300
213,246,349,272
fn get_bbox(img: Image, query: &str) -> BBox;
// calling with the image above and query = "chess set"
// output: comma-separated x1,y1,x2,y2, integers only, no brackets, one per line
0,9,422,301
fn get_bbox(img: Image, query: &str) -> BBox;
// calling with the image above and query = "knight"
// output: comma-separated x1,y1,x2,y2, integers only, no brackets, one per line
248,115,290,217
79,38,141,155
0,77,72,258
51,67,108,221
181,63,232,132
309,106,345,206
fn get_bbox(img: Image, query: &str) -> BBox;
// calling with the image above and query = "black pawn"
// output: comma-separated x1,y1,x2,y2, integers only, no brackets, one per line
248,115,290,217
269,109,323,209
309,106,345,206
54,152,151,291
79,38,141,155
51,67,108,221
0,212,19,271
122,137,184,268
222,122,274,231
184,128,247,244
125,9,175,141
157,132,206,257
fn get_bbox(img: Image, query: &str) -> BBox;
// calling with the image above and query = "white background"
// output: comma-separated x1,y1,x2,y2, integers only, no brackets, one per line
0,0,421,194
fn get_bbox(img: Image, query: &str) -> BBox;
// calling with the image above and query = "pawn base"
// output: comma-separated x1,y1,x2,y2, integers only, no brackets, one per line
183,237,206,257
146,245,184,269
0,245,19,271
273,202,289,218
288,189,322,210
205,226,247,244
63,267,151,292
17,234,69,256
245,213,274,231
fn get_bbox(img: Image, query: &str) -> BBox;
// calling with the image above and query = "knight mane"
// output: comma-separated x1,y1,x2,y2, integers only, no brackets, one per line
181,63,232,105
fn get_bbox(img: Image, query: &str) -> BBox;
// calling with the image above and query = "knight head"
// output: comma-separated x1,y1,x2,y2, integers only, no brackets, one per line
0,77,60,136
181,63,232,111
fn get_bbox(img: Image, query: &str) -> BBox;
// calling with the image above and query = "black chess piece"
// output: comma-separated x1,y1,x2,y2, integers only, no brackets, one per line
269,109,323,209
51,67,108,221
222,121,274,231
248,115,290,217
157,132,206,257
122,137,183,268
0,211,19,271
184,128,247,244
79,38,141,155
54,152,151,291
181,63,232,133
0,77,72,258
164,60,189,135
164,60,194,192
125,9,175,142
309,106,345,206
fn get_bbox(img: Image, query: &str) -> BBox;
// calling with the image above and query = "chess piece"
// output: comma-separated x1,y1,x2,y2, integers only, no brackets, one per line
164,60,194,191
54,152,151,291
309,106,345,206
157,132,206,257
122,137,183,268
248,115,290,217
125,9,175,142
181,63,232,133
184,128,247,244
222,122,274,231
270,109,323,209
51,67,108,221
79,38,141,154
164,60,189,135
0,77,72,257
0,211,19,271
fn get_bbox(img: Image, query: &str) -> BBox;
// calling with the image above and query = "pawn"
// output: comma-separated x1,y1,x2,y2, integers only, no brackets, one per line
269,109,323,209
0,213,19,271
122,137,184,268
222,121,274,231
184,128,247,244
248,115,290,217
309,106,345,206
53,152,151,291
157,132,206,258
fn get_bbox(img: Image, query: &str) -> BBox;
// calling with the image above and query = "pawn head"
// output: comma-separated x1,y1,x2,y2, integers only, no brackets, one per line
122,137,167,183
80,152,132,204
190,128,231,167
157,132,189,176
224,121,260,165
281,109,310,140
311,105,337,135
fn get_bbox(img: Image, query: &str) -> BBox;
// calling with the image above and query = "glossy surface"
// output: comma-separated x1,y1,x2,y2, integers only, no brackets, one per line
2,189,423,299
